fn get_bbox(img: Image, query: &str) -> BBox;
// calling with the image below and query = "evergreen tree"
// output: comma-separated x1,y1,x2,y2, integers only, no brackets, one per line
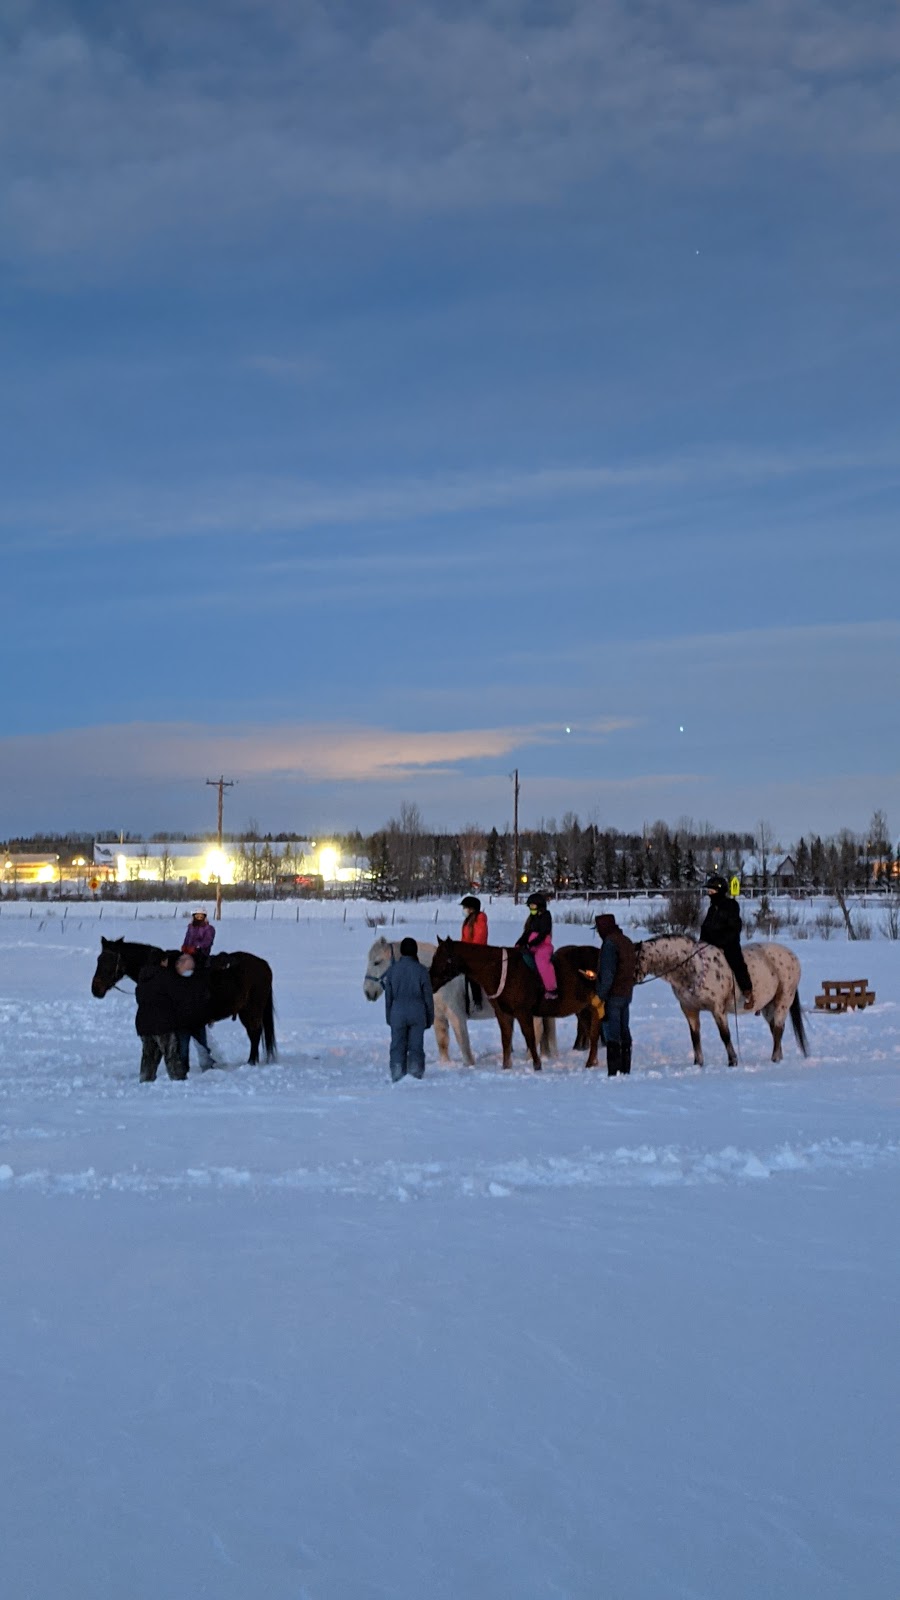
369,834,398,901
667,837,683,887
482,828,503,894
580,827,599,893
447,838,466,894
794,836,810,886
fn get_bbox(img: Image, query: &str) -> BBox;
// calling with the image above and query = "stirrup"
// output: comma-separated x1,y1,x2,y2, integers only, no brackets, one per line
742,990,754,1010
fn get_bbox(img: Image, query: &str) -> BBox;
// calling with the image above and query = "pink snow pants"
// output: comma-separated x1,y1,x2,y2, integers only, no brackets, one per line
531,938,556,992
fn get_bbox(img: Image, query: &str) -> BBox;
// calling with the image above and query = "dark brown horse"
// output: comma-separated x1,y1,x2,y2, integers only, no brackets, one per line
429,938,601,1069
91,937,276,1064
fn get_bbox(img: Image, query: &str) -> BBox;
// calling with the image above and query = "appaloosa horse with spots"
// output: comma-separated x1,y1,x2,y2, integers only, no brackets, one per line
635,935,807,1067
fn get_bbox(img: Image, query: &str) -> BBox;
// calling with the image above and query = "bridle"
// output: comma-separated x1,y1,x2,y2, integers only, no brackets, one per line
366,942,396,993
635,937,706,987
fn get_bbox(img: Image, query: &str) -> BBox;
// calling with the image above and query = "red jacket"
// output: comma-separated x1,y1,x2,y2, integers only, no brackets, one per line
461,911,489,944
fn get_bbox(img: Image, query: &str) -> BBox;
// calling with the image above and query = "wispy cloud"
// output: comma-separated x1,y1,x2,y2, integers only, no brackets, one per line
2,2,899,264
0,715,633,788
4,442,896,550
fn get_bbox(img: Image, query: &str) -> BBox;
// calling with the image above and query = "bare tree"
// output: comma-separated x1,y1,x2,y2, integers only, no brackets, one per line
386,802,425,898
458,822,486,890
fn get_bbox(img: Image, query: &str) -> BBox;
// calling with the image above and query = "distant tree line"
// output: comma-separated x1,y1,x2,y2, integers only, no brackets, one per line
2,809,896,902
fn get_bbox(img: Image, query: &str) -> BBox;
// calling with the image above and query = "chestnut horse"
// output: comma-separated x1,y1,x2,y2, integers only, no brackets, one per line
430,938,601,1070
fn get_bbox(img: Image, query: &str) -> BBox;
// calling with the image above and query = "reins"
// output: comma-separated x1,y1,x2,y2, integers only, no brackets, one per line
635,938,705,987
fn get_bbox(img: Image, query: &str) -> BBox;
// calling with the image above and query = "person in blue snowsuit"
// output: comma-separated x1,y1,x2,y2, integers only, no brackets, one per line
382,937,435,1082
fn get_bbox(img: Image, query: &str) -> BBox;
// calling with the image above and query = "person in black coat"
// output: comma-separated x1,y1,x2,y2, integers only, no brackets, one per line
172,953,219,1072
134,954,188,1082
382,937,434,1082
515,892,557,999
700,874,754,1008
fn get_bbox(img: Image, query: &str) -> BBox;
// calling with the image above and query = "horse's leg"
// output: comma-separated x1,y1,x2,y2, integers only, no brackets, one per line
712,1009,738,1067
518,1011,542,1071
432,1004,453,1064
682,1005,703,1067
586,1010,601,1069
766,999,787,1063
538,1016,558,1061
497,1010,515,1070
237,1003,262,1064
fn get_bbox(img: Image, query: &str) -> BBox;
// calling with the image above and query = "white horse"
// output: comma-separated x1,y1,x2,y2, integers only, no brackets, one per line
636,935,808,1067
363,937,558,1065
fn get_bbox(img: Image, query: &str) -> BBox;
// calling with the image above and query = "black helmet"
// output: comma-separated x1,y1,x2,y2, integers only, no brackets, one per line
705,873,728,894
460,895,481,912
527,891,547,911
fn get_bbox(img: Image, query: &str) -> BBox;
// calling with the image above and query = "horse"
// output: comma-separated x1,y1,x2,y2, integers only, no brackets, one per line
362,937,559,1065
429,938,601,1070
634,934,807,1067
91,936,277,1065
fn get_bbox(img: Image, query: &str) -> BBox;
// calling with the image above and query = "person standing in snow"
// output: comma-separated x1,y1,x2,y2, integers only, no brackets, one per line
515,892,557,1002
460,895,489,1009
382,937,434,1083
700,874,754,1010
592,913,636,1077
134,953,188,1082
172,952,219,1072
182,909,215,966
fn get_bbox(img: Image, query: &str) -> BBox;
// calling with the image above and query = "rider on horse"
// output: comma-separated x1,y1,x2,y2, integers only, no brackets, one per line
516,892,557,1003
460,894,489,1009
700,874,754,1011
182,909,215,967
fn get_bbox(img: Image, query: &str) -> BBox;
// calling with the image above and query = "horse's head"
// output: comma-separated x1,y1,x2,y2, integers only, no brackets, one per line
429,935,463,993
91,936,125,998
363,936,394,1002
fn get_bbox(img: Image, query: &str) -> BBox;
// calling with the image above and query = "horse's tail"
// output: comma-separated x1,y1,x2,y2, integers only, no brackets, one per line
789,991,808,1057
262,986,277,1062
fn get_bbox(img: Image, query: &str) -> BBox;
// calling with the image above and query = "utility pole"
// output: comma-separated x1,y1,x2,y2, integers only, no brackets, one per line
512,768,520,905
206,776,235,922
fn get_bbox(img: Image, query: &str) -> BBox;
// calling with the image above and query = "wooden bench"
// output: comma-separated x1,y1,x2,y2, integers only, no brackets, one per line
814,979,876,1013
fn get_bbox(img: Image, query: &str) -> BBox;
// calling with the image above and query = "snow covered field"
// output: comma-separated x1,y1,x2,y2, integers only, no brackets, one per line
1,903,898,1599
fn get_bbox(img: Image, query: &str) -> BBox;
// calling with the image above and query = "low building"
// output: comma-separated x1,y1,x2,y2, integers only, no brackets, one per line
91,839,367,888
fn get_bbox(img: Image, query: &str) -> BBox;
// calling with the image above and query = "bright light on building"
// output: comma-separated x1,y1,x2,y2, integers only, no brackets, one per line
37,864,56,884
116,854,128,884
204,848,234,884
318,845,339,881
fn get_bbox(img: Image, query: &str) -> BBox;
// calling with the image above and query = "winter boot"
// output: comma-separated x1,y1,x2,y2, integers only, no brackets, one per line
620,1039,632,1075
606,1041,622,1077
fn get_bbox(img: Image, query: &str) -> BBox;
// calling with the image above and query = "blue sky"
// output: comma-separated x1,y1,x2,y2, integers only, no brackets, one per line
2,0,899,841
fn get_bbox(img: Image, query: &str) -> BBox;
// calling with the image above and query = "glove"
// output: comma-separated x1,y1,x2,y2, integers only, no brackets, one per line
591,995,605,1019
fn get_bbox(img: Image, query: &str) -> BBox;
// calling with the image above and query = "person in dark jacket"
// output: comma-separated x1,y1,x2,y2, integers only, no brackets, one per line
382,937,435,1082
593,913,637,1077
700,874,754,1009
172,953,219,1072
134,954,188,1082
515,892,557,1000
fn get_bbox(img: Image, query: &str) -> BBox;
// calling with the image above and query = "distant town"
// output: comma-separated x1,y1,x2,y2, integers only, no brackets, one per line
1,810,895,901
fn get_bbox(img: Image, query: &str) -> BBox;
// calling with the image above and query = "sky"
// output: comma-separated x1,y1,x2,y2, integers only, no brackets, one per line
2,0,899,844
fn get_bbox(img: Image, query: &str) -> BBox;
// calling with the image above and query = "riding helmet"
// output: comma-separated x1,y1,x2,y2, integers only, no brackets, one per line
704,873,728,894
527,892,547,911
460,895,481,912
